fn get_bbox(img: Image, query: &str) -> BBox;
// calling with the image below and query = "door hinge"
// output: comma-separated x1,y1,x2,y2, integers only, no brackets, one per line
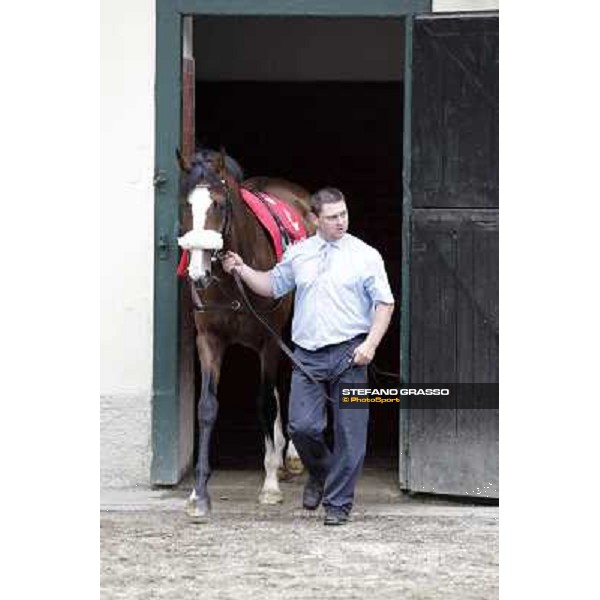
158,234,170,260
153,170,168,188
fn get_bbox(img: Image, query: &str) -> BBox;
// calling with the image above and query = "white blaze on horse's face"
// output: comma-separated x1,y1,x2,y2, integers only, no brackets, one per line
177,185,224,283
190,185,212,229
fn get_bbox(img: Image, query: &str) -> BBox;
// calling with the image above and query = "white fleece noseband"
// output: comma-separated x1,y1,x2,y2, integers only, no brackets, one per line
177,186,224,281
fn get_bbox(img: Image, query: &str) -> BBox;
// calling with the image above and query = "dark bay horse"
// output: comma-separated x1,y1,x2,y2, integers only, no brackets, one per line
177,148,314,521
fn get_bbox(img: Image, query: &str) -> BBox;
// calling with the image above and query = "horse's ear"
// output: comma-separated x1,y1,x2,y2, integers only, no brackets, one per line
176,148,191,173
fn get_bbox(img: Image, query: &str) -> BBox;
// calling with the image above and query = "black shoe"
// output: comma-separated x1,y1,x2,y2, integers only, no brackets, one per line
323,507,350,526
302,477,324,510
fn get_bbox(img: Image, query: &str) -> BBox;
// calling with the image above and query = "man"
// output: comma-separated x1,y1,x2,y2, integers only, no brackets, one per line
222,187,394,525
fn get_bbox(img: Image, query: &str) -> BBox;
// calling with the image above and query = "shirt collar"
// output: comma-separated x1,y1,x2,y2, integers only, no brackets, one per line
315,231,344,249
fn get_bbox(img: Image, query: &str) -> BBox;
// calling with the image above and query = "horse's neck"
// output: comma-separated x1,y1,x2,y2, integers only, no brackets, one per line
229,192,252,255
229,191,272,269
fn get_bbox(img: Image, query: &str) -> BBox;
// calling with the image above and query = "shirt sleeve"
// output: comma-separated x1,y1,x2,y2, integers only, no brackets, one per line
271,248,296,298
364,251,394,306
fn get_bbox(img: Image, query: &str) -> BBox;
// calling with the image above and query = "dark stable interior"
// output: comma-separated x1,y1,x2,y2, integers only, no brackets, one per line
192,81,403,471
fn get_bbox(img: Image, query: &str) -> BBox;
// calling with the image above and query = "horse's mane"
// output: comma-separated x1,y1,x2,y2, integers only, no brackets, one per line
180,148,245,198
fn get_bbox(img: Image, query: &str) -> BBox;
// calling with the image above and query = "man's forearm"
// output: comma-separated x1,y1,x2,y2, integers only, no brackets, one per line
365,303,395,350
234,264,275,298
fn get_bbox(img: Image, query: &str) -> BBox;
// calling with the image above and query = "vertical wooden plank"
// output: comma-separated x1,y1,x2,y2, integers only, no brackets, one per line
399,14,414,490
177,18,197,480
181,59,195,161
151,2,183,484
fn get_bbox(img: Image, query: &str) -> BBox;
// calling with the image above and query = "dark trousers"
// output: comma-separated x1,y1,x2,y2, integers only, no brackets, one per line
288,335,369,513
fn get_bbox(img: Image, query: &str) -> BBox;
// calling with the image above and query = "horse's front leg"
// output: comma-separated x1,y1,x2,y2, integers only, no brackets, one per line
187,335,222,522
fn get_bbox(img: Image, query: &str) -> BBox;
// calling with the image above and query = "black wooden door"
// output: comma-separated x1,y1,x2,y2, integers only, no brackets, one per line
400,13,499,498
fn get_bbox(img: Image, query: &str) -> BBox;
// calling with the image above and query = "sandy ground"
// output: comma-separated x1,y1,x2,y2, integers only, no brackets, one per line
101,467,498,600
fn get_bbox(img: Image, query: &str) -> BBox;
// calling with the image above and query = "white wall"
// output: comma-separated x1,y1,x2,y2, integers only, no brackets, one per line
101,0,155,487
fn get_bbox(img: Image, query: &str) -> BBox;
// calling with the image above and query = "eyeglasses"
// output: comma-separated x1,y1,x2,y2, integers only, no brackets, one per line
320,211,347,223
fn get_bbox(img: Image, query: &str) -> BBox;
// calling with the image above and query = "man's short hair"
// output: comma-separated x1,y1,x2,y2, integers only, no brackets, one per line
310,187,345,216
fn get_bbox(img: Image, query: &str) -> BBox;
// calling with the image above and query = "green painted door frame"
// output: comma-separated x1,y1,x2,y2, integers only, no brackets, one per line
152,0,431,484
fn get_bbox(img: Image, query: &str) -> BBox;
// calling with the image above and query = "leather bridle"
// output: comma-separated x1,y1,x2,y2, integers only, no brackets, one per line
187,177,283,315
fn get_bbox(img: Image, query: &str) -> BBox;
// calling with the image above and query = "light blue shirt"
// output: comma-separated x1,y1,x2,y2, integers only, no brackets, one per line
271,232,394,351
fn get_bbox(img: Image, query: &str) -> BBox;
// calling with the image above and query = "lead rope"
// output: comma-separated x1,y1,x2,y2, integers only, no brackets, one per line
369,363,401,383
232,270,345,403
231,271,402,401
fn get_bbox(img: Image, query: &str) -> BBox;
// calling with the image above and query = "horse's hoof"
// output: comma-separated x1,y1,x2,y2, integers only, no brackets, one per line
186,497,211,523
277,466,294,481
259,489,283,505
285,455,305,476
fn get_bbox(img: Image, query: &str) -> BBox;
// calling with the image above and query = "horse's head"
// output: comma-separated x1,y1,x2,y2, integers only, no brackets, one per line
177,148,244,288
